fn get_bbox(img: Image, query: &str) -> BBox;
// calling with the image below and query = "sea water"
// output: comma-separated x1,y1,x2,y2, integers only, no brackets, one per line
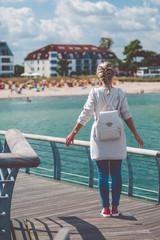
0,93,159,151
0,93,160,200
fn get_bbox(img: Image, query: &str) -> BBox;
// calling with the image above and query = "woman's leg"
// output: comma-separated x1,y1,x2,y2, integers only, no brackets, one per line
110,160,122,207
96,160,110,208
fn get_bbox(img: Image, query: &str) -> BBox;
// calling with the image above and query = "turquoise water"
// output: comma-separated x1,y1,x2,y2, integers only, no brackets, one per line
0,93,159,151
0,93,160,201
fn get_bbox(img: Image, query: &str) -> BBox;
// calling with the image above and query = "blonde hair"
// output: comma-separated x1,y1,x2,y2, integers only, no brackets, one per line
96,61,114,95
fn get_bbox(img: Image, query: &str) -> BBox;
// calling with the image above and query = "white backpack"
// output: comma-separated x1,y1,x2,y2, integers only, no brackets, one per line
95,89,124,141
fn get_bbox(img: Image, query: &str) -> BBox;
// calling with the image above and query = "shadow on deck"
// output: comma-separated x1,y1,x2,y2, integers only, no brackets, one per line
11,173,160,240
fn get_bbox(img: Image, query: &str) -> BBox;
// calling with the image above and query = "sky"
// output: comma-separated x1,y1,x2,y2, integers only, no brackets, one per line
0,0,160,65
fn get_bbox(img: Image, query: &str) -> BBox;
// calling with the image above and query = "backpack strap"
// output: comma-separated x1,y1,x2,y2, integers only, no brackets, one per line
95,88,118,121
101,88,118,110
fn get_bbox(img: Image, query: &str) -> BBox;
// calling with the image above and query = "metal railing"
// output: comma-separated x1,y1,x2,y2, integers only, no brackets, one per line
0,129,40,240
0,130,160,204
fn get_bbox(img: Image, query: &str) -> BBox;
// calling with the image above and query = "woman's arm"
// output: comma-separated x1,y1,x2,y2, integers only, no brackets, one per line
124,117,143,147
65,123,83,147
65,89,95,147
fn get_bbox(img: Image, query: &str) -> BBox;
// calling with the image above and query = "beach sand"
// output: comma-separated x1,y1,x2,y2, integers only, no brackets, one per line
0,82,160,100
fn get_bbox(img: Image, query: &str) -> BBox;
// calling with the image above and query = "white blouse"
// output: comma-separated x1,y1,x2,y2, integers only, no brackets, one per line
77,87,131,161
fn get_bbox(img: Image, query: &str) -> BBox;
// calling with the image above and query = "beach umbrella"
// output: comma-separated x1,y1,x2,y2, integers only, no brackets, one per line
20,73,32,77
31,72,42,77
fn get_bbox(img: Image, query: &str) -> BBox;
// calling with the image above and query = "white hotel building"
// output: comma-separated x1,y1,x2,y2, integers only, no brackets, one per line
0,42,14,78
24,44,115,77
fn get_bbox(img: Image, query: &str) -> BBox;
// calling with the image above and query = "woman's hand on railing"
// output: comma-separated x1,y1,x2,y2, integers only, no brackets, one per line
134,133,143,147
124,118,143,148
65,132,76,147
65,123,83,147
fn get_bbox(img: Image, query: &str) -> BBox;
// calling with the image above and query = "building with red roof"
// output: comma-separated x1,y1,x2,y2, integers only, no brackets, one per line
24,44,115,77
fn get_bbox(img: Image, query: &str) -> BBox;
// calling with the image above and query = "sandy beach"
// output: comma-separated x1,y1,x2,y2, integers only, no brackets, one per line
0,82,160,100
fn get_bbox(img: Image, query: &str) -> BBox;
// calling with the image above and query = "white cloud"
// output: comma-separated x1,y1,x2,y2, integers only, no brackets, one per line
116,5,158,18
0,7,38,38
0,0,26,2
43,0,117,42
68,0,116,14
0,0,160,64
0,0,48,2
115,5,158,31
34,0,49,2
117,20,144,30
0,6,40,64
149,0,160,5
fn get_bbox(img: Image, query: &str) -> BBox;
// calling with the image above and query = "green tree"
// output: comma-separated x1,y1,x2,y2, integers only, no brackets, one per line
14,65,24,76
99,37,114,50
156,54,160,66
122,39,145,73
82,69,90,75
56,59,70,76
142,50,158,67
109,56,119,69
123,39,144,63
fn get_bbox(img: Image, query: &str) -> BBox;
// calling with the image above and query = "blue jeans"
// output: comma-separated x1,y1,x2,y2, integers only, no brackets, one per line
96,160,122,208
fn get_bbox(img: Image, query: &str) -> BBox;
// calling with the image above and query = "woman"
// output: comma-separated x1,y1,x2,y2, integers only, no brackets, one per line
65,61,143,217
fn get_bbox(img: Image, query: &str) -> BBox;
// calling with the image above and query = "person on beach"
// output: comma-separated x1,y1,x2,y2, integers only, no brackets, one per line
65,61,143,217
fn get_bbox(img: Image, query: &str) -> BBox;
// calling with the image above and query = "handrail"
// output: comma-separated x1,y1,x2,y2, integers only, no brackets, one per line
1,131,159,158
23,133,160,158
0,129,40,240
126,147,160,158
0,129,40,168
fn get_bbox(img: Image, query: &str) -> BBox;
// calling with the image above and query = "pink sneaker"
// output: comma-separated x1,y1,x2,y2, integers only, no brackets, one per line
111,207,120,217
100,208,111,217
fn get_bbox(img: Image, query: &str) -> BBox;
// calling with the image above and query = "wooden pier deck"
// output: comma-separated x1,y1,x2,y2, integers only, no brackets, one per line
11,173,160,240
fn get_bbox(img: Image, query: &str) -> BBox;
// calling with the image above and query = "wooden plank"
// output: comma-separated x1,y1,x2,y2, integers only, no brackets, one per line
11,219,30,240
51,228,70,240
24,216,155,240
11,173,160,239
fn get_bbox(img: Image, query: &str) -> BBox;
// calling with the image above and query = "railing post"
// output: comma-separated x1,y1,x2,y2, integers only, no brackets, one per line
25,168,30,174
50,142,61,180
86,147,94,188
0,129,40,240
3,144,10,154
155,154,160,204
126,154,133,197
0,144,19,240
0,140,3,153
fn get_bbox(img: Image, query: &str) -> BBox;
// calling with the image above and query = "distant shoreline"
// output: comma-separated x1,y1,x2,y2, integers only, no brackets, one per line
0,82,160,100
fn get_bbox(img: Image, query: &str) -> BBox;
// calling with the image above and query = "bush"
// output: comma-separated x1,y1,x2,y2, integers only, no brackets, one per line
116,77,160,82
